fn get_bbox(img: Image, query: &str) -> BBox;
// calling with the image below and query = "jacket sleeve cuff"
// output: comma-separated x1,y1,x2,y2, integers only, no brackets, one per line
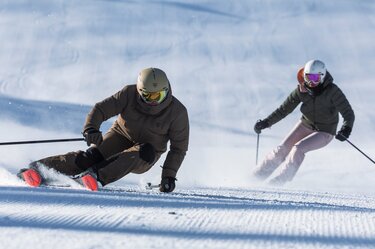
161,167,177,178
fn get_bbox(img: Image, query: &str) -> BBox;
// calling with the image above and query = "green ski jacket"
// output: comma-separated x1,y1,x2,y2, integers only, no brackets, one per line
266,72,355,135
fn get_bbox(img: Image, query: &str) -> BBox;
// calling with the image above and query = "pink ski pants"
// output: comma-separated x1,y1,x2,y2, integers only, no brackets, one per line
253,120,334,184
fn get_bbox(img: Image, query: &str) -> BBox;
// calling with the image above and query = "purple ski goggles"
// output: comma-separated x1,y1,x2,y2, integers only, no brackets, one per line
305,73,322,87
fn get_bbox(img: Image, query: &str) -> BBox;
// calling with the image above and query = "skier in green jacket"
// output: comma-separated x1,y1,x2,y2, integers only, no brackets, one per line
253,59,355,185
18,68,189,192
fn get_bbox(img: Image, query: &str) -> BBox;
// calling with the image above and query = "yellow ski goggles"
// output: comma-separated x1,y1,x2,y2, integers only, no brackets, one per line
140,89,168,105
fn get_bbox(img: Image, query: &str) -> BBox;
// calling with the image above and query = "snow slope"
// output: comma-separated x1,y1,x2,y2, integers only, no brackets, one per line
1,185,375,249
0,0,375,248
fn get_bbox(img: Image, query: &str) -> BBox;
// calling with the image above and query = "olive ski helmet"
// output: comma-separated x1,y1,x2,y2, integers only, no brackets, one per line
136,68,170,105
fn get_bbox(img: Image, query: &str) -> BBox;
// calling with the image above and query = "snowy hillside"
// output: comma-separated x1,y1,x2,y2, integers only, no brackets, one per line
2,185,375,249
1,0,375,248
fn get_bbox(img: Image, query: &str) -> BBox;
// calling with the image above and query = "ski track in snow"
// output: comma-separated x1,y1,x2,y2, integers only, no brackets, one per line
1,185,375,249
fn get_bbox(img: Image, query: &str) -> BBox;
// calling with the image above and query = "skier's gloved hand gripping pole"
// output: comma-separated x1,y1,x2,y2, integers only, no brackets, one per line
82,128,103,146
254,119,270,165
146,177,176,192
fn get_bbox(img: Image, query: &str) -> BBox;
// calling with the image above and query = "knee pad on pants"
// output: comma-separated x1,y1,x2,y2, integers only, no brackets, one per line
139,143,156,164
75,147,104,171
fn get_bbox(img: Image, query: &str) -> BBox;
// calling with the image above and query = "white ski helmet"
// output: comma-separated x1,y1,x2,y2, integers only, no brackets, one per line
303,60,327,87
136,68,170,105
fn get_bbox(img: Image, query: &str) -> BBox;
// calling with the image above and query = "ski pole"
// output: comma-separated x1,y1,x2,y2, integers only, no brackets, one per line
256,133,260,165
345,138,375,164
146,182,160,190
0,138,85,146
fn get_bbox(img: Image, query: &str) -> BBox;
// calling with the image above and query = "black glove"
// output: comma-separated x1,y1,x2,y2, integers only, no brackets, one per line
159,177,176,193
83,128,103,146
335,126,352,141
254,119,269,134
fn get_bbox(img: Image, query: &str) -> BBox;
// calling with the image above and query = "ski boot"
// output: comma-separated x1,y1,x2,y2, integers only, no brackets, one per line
17,168,43,187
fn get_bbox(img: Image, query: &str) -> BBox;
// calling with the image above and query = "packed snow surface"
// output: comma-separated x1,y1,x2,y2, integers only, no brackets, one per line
1,0,375,248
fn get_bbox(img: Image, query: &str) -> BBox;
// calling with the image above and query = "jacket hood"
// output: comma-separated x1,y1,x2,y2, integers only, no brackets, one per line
322,71,333,86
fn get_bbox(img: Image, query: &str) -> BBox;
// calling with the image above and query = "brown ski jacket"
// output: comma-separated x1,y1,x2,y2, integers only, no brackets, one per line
266,72,355,135
83,84,189,178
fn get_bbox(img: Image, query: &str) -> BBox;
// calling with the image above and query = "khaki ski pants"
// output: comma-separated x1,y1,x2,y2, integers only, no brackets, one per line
253,120,334,184
31,130,159,186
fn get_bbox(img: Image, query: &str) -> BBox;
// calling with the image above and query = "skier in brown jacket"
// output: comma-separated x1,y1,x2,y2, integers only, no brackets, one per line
253,60,355,185
19,68,189,192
